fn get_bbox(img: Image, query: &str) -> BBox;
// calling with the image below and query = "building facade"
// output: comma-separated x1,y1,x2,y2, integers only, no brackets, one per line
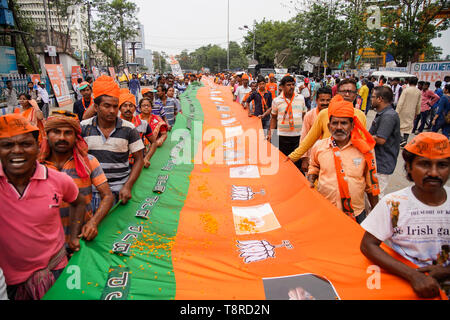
16,0,88,63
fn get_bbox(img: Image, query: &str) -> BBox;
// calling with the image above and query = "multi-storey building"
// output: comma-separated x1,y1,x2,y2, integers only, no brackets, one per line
16,0,89,63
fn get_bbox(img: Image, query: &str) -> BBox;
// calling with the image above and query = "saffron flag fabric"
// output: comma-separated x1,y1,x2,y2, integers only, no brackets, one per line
44,80,441,300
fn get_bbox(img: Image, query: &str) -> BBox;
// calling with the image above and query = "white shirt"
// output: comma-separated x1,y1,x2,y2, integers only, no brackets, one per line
234,85,251,104
361,186,450,268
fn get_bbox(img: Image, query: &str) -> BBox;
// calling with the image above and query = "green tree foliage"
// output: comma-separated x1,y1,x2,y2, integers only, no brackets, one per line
92,0,139,67
241,19,294,66
176,42,247,73
368,0,449,66
7,0,40,73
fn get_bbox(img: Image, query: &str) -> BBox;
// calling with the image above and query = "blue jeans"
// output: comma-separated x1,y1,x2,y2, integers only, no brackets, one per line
413,110,430,133
432,118,450,138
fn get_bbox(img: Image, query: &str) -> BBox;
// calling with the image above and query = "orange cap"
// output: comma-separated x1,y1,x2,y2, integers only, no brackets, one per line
328,95,354,119
269,73,275,78
241,74,249,80
405,132,450,159
119,92,136,108
0,114,39,139
92,75,120,99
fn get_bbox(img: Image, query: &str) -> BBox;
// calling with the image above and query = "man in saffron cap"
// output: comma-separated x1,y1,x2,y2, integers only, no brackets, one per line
80,75,145,211
39,110,114,252
119,91,158,168
307,97,380,224
361,132,450,299
0,114,85,300
288,78,367,163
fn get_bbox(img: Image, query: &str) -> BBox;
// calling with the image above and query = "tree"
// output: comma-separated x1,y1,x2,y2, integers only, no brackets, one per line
228,41,248,70
289,2,348,69
7,0,40,73
368,0,449,66
241,19,294,67
92,0,139,67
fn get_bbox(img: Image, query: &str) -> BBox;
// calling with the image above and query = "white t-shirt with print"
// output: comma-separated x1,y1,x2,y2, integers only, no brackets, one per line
361,186,450,268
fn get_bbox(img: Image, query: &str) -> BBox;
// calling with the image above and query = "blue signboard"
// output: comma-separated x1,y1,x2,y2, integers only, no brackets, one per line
0,46,18,74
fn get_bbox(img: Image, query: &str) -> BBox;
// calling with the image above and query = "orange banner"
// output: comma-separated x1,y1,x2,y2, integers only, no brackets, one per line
44,64,72,107
171,79,430,300
71,66,83,89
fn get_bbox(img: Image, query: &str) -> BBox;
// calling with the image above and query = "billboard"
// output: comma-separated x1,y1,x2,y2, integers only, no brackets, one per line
169,56,183,77
0,46,18,74
30,74,41,90
109,67,117,80
410,61,450,90
71,66,83,89
45,64,72,107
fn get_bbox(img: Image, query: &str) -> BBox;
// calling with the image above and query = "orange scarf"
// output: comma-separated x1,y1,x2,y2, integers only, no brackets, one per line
331,138,356,220
281,93,295,130
258,90,268,112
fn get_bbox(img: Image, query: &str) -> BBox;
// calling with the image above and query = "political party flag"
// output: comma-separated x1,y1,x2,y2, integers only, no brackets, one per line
43,79,443,301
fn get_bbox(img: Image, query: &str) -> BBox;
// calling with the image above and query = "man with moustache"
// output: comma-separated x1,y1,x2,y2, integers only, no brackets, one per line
0,114,85,300
361,132,450,299
39,111,114,252
307,97,380,224
80,76,145,212
288,78,367,164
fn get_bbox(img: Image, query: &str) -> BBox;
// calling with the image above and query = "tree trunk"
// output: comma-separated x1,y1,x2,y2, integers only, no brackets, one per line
9,0,39,73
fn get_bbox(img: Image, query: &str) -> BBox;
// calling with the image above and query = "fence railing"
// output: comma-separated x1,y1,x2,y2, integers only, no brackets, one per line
0,74,77,115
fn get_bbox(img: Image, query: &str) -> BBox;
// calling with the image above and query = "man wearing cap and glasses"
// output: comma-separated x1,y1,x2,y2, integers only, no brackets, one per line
0,114,86,300
361,132,450,299
288,78,367,164
73,81,93,121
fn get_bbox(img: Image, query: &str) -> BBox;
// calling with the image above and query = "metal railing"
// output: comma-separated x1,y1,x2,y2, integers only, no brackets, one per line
0,74,77,115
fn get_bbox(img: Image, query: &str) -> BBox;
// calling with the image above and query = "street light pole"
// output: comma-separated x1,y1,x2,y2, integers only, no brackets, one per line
252,21,255,61
324,0,332,78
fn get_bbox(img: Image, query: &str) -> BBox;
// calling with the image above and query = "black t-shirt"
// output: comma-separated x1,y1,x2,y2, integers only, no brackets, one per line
73,98,92,122
246,91,273,120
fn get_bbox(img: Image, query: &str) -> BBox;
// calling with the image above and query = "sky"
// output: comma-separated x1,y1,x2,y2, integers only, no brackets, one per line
132,0,449,59
132,0,297,56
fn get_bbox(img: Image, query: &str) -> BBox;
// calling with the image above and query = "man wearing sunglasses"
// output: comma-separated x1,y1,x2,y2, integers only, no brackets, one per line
288,79,367,164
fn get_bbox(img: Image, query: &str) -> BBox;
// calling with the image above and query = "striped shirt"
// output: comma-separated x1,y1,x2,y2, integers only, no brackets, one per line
271,93,307,137
152,101,166,118
42,155,108,245
81,116,144,192
156,98,177,126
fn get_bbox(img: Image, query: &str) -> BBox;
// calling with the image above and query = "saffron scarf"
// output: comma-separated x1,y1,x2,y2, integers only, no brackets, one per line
281,93,296,130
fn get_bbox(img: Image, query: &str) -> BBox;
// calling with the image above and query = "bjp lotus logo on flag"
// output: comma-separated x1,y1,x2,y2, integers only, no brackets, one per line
236,240,294,264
